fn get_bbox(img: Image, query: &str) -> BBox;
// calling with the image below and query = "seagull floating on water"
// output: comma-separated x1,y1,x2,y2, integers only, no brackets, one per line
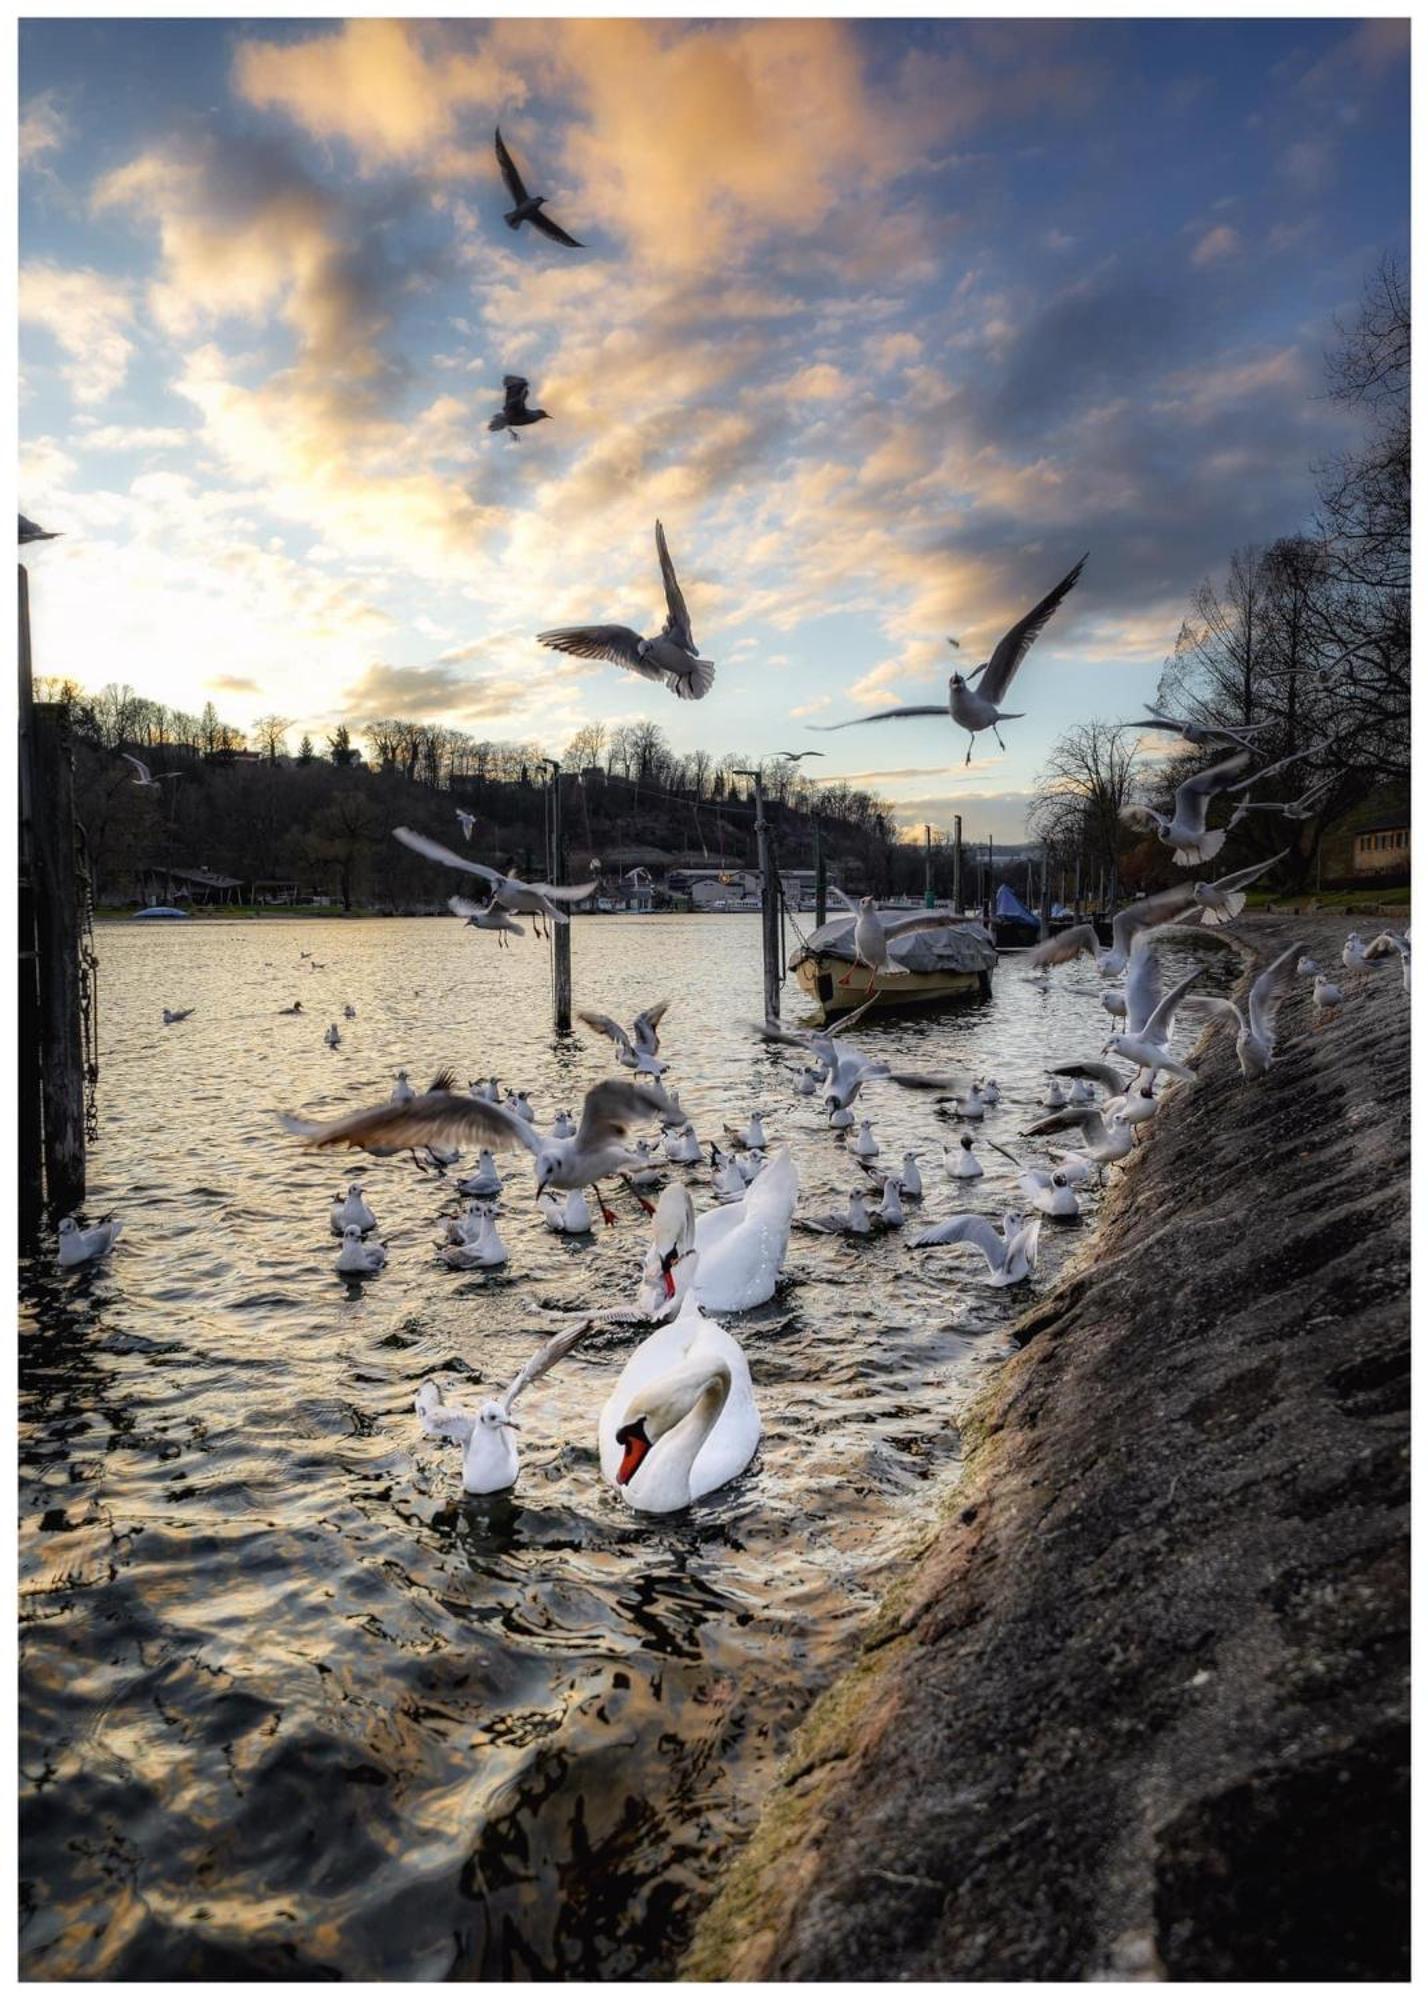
335,1224,387,1275
539,1188,593,1234
538,521,715,702
162,1007,194,1025
330,1184,376,1235
58,1214,122,1268
947,1134,984,1179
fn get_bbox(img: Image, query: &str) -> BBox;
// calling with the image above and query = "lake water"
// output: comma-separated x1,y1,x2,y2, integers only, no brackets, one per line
20,913,1125,1979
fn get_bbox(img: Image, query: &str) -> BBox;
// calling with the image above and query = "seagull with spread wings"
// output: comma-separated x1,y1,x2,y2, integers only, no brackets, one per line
1119,707,1276,753
1177,938,1307,1079
281,1077,682,1227
578,1000,671,1076
538,521,715,701
488,374,550,441
393,826,597,936
812,555,1087,766
1029,883,1198,975
494,128,583,248
121,752,183,790
1118,749,1253,866
826,887,962,985
416,1319,594,1495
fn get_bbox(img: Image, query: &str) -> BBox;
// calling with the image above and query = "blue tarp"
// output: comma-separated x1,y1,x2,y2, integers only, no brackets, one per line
994,884,1038,924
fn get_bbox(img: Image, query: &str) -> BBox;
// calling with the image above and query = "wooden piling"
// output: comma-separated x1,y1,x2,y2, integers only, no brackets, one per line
31,701,86,1214
752,773,781,1020
545,760,572,1032
812,814,826,928
1038,842,1051,941
18,566,43,1245
952,813,962,914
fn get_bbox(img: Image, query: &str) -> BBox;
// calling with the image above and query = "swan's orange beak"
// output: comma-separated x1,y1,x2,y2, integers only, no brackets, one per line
615,1420,651,1486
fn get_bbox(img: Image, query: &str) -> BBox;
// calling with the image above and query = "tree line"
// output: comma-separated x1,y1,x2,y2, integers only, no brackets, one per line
1028,257,1409,899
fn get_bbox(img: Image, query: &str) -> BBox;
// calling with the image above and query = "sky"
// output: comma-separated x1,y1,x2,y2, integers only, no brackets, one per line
18,15,1410,842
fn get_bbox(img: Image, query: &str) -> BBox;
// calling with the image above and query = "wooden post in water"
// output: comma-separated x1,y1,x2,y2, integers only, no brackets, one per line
544,758,572,1033
31,699,86,1215
813,814,826,927
923,824,935,907
18,566,43,1244
743,770,781,1020
952,813,962,914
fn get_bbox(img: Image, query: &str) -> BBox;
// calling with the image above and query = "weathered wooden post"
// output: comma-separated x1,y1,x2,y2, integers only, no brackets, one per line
741,769,781,1020
31,697,86,1214
18,565,43,1244
812,813,826,927
952,813,962,914
543,758,572,1032
923,823,935,908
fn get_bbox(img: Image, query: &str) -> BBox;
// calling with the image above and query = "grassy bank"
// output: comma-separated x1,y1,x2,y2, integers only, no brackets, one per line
685,914,1409,1982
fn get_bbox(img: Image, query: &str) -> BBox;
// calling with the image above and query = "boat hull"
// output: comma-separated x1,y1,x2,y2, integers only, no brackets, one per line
794,954,989,1019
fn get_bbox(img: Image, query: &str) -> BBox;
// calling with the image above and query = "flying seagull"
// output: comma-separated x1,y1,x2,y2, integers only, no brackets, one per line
494,128,583,248
777,750,825,761
811,555,1087,765
538,521,715,701
1118,707,1276,754
19,515,59,545
1118,750,1253,866
1178,939,1307,1079
393,826,598,934
281,1077,682,1227
121,752,182,790
488,374,550,441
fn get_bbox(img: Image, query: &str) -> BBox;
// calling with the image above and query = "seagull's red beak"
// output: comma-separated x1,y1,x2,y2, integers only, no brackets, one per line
615,1420,652,1486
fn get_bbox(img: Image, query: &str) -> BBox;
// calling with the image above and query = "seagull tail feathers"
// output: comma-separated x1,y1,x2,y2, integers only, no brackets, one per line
674,657,716,701
1201,891,1246,925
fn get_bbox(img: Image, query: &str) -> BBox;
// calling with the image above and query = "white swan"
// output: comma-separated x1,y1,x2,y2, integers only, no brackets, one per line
330,1184,376,1235
416,1320,592,1495
688,1147,798,1310
598,1253,760,1514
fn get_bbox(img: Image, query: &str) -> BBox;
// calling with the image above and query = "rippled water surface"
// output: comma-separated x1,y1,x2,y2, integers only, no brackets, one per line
21,913,1126,1979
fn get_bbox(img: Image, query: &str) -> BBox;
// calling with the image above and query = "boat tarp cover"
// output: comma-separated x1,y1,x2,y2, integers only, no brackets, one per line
790,912,998,974
994,884,1038,925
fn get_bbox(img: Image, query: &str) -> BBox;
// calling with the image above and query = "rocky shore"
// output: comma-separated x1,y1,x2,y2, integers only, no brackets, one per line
686,915,1409,1982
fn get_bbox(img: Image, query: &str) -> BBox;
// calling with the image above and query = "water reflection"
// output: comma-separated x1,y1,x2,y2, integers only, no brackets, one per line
20,913,1128,1978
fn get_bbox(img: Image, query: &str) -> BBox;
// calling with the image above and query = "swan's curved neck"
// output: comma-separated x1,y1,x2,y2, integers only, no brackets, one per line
623,1363,730,1511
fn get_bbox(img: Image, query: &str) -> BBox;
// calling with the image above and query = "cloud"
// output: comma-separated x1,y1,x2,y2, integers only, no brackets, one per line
1190,224,1241,267
232,20,518,171
20,91,69,166
19,262,134,404
210,674,260,693
343,656,590,725
789,695,831,717
76,423,191,451
785,363,851,401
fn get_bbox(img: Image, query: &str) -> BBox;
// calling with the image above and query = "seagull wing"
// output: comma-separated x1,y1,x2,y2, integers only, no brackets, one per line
122,751,152,782
494,128,528,205
1118,802,1162,833
1173,750,1253,832
632,999,670,1052
395,825,503,884
1026,1104,1107,1143
880,1068,969,1094
1224,744,1322,796
1205,847,1290,895
825,885,859,915
1029,922,1099,968
1050,1059,1131,1093
502,375,532,416
655,519,694,651
415,1382,476,1446
575,1079,679,1152
1107,884,1198,958
529,208,583,249
502,1318,595,1413
526,878,599,904
909,1213,1005,1267
880,910,958,940
978,554,1087,707
1142,965,1203,1044
1177,995,1244,1034
578,1010,635,1059
1122,936,1162,1036
1247,939,1306,1047
537,625,651,672
281,1089,542,1158
808,707,946,731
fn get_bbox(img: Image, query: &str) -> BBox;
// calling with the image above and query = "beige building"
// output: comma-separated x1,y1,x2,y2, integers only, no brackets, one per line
1353,823,1410,875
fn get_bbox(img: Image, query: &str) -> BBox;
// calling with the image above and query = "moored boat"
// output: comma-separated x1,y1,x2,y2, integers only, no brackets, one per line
790,911,997,1020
